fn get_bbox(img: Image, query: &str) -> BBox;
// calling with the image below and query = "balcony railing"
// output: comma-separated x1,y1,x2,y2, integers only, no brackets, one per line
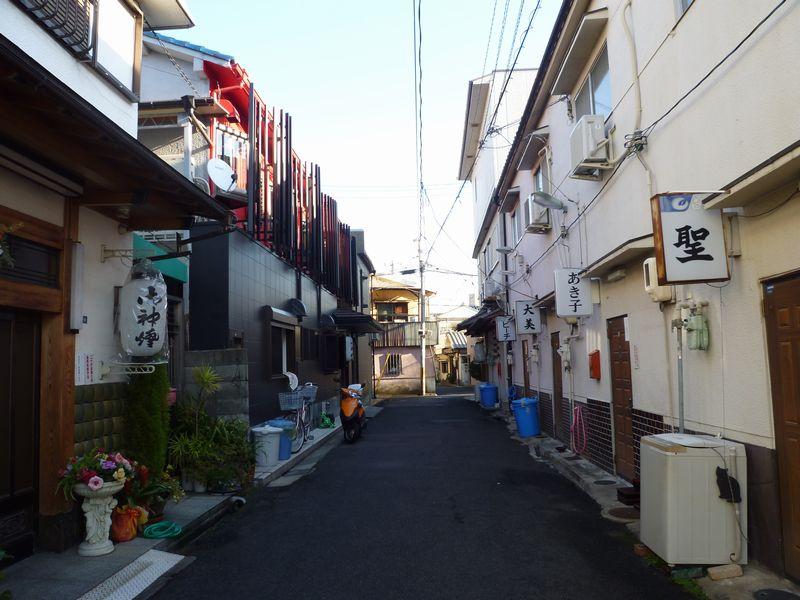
374,321,438,348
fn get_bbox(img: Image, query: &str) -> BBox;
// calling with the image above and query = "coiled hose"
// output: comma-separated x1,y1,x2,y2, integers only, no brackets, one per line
143,521,182,539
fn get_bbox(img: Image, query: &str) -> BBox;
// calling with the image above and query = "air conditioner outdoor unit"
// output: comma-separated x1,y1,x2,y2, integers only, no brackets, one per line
569,114,608,179
525,196,552,233
643,258,674,302
484,279,501,298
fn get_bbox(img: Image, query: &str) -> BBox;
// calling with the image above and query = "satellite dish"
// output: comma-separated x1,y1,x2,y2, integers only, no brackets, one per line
283,371,299,391
530,191,567,211
207,158,237,192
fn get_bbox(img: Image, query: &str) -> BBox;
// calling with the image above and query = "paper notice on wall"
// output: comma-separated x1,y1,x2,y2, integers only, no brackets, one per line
75,353,95,385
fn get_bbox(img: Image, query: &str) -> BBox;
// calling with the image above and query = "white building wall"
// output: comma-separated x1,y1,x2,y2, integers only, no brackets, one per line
472,0,800,453
140,46,210,101
75,207,133,384
0,0,138,135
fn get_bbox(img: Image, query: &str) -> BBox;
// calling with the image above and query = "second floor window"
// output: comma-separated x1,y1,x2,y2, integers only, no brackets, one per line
574,46,611,121
376,302,408,323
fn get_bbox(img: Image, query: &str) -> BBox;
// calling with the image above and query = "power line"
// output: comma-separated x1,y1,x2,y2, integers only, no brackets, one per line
424,0,543,265
491,0,512,75
504,0,526,72
643,0,787,136
480,0,501,77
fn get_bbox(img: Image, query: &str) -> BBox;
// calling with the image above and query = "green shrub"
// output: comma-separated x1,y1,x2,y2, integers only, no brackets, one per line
124,365,170,474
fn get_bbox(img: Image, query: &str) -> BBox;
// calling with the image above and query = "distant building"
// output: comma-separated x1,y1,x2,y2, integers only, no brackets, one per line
371,276,436,395
433,305,477,386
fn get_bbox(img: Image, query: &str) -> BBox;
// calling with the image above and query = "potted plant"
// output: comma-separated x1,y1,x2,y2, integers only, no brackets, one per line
56,449,135,556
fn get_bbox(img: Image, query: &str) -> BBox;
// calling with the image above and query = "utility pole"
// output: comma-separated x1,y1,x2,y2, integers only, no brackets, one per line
419,260,426,395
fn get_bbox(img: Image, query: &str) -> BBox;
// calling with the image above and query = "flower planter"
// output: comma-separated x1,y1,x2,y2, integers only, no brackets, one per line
73,480,125,556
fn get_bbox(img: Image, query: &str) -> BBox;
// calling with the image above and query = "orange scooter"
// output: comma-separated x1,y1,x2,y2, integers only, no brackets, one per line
340,384,367,443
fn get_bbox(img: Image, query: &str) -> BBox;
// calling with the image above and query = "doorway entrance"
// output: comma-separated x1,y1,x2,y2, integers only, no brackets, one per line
764,274,800,580
0,310,41,560
551,332,564,441
608,315,635,482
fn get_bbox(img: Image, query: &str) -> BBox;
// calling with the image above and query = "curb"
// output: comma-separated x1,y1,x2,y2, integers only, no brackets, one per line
156,495,235,554
253,425,342,487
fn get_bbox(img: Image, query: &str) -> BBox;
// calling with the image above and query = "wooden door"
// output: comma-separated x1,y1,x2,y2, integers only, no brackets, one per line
0,310,41,560
608,316,635,481
764,274,800,580
522,339,531,397
551,332,563,438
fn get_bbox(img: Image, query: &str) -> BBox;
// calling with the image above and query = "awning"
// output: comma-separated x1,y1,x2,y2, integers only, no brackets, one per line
329,309,382,334
456,300,503,336
0,34,229,231
446,330,468,350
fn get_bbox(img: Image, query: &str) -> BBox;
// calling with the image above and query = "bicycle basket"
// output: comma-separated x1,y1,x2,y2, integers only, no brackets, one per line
299,384,318,403
278,390,302,410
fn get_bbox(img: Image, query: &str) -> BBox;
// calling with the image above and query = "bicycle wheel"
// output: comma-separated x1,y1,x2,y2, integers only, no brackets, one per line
290,410,306,454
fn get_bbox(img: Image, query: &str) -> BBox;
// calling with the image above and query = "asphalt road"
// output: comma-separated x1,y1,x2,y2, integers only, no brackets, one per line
154,395,688,599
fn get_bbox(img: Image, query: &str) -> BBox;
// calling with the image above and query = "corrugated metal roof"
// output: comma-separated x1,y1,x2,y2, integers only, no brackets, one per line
143,31,234,62
446,330,468,350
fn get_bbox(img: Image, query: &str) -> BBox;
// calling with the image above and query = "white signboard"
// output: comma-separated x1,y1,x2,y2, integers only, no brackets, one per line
652,193,729,284
515,301,541,334
495,316,516,342
554,268,592,317
119,262,168,358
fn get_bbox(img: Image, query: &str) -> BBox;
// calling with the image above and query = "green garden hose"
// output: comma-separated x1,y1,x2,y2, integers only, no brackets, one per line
143,521,182,539
320,413,335,428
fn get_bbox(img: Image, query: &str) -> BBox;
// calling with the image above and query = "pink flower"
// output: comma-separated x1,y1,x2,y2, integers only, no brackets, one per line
87,476,103,491
114,452,124,462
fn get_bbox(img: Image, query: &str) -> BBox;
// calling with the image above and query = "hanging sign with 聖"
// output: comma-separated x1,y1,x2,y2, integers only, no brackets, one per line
515,300,541,334
119,260,168,361
495,315,516,342
651,193,729,284
554,268,592,318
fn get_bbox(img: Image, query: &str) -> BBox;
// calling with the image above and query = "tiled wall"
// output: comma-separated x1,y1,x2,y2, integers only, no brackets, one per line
538,391,555,437
585,399,614,474
556,396,571,445
73,382,127,455
632,408,670,478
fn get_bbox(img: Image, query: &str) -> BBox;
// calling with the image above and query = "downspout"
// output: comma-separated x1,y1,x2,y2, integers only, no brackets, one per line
622,0,654,198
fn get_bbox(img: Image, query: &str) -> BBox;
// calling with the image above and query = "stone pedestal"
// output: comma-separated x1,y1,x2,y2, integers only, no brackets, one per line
73,480,124,557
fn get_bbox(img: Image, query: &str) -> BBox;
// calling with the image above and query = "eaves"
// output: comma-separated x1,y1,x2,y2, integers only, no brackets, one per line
471,0,589,258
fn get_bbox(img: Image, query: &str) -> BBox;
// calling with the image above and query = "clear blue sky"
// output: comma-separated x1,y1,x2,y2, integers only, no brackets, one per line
179,0,560,310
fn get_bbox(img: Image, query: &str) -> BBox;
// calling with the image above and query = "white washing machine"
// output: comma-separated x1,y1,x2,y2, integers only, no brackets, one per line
640,433,747,565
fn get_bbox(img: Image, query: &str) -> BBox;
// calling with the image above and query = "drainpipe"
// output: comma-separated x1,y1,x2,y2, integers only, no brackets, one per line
671,305,686,433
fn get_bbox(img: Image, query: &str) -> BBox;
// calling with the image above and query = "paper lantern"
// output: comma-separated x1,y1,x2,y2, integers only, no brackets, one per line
119,260,167,358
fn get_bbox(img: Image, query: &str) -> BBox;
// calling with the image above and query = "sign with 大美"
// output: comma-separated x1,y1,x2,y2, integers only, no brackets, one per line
495,315,516,342
651,193,729,285
554,268,592,318
515,301,541,334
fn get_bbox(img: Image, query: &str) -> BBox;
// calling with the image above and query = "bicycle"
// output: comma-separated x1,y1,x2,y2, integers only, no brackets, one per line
278,383,318,454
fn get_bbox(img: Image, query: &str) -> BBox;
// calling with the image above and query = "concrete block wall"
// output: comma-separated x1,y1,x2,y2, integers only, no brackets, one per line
183,349,249,423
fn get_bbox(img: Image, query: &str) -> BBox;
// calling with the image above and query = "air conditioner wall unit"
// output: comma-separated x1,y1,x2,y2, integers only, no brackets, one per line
569,114,607,179
524,194,552,233
484,279,501,298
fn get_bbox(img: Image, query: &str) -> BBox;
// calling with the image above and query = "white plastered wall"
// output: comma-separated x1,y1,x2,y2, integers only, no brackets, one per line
485,0,800,451
0,1,138,135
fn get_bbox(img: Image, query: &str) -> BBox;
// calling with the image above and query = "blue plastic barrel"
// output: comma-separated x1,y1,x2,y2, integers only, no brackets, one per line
512,397,540,437
479,383,498,409
268,419,294,460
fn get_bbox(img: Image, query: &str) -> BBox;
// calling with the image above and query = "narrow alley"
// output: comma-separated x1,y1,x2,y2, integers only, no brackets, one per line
153,392,686,600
